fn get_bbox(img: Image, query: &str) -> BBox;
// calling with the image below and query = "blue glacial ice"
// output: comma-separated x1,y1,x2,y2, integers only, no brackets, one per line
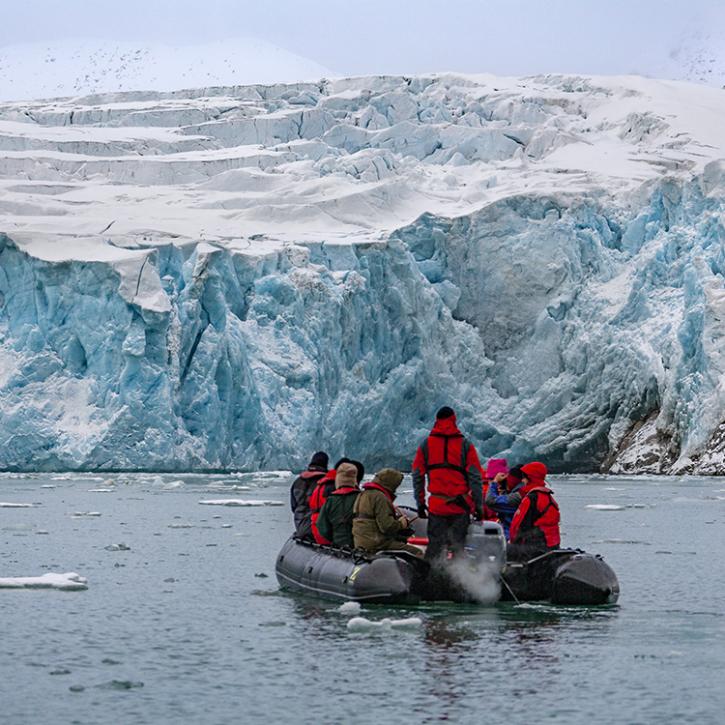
0,74,724,473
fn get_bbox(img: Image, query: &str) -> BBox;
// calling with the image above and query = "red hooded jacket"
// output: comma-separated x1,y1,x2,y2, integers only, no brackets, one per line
411,415,484,516
509,462,560,548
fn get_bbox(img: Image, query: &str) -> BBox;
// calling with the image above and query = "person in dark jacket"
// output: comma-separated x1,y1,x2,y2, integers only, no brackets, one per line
485,460,525,540
290,451,329,539
316,462,360,548
412,407,484,562
352,469,423,556
310,458,364,544
508,461,560,561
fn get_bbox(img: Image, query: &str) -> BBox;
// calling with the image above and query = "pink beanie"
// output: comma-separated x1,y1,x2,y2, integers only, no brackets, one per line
486,458,509,479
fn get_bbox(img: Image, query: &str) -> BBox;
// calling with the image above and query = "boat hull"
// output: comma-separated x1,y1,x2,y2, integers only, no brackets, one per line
275,537,425,604
501,550,620,605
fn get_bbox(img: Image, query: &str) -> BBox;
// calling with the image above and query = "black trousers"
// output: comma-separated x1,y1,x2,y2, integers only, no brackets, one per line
425,513,470,562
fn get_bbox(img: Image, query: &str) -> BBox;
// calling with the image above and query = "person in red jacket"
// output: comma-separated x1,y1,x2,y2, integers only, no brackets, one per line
508,461,560,561
290,451,329,540
310,458,364,544
412,406,484,562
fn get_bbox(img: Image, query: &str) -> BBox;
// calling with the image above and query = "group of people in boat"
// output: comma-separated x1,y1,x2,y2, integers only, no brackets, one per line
289,406,561,563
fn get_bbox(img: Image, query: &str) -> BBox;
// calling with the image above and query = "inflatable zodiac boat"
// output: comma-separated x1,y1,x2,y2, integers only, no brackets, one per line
275,519,619,606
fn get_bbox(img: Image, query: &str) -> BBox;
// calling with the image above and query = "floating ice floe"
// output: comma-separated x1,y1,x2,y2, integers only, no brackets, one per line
205,484,252,492
162,480,185,490
347,616,423,632
104,543,131,551
71,511,102,517
0,502,34,508
338,601,362,615
585,504,626,511
88,488,114,493
198,499,284,507
0,572,88,590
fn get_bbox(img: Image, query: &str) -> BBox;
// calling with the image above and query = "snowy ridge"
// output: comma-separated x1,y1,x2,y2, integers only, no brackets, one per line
0,39,334,102
0,73,724,473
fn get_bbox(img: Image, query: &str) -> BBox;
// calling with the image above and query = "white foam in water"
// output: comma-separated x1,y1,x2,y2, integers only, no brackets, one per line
198,499,284,507
0,572,88,590
586,504,626,511
346,616,423,632
338,601,362,615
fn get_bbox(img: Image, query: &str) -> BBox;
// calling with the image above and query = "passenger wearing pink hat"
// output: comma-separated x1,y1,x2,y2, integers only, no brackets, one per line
485,458,525,540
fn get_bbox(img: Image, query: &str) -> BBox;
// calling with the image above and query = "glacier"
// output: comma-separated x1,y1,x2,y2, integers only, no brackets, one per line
0,73,724,473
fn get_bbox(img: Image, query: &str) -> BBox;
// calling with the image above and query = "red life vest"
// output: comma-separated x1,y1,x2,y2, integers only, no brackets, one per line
413,417,479,515
510,486,560,548
361,481,395,505
310,470,337,544
331,486,358,496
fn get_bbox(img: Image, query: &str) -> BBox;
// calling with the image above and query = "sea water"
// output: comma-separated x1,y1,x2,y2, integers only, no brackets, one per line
1,473,724,725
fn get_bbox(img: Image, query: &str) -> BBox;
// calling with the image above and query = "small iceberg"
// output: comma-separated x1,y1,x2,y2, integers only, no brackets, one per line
585,504,626,511
198,499,284,507
338,601,362,615
0,502,34,508
347,616,423,632
0,572,88,590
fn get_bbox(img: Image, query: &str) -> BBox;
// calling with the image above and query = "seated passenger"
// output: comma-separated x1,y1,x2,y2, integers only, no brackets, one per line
507,462,560,561
485,460,525,540
310,458,364,544
316,463,360,548
290,451,329,539
352,469,423,557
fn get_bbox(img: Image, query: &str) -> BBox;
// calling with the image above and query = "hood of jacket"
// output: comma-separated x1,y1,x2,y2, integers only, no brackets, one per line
372,468,404,493
430,415,462,436
520,461,548,486
335,462,359,489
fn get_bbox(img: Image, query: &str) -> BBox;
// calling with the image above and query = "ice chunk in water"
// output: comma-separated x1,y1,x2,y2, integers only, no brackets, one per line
0,572,88,590
338,601,362,615
347,616,423,632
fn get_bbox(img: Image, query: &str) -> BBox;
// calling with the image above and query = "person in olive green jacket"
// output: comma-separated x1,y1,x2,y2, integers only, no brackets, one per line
352,468,423,557
316,462,360,548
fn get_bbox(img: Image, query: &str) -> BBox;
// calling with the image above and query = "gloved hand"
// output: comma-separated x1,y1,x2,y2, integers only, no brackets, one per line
417,505,428,519
398,514,410,529
474,507,484,521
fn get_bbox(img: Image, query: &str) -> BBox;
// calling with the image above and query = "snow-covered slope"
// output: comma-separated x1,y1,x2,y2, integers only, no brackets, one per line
647,29,725,88
0,73,724,473
0,39,334,101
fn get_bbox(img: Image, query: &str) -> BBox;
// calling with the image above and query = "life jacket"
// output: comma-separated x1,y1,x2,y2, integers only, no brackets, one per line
510,486,560,548
416,417,475,515
352,481,396,518
361,481,395,503
310,470,337,544
330,486,359,497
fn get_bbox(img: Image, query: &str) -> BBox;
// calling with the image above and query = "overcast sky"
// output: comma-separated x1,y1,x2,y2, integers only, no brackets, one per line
1,0,723,77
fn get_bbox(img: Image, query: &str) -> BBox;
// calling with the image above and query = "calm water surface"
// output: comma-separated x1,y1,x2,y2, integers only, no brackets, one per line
1,472,724,725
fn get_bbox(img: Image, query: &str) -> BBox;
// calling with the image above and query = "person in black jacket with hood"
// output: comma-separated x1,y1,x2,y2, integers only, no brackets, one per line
290,451,329,539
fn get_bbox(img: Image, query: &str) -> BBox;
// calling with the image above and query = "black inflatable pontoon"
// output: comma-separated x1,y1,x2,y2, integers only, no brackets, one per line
275,536,428,604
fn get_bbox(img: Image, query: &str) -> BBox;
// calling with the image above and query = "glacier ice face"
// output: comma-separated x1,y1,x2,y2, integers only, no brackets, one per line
0,74,724,473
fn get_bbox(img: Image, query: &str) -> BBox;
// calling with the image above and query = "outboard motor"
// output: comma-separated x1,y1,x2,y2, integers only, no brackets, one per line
464,520,506,568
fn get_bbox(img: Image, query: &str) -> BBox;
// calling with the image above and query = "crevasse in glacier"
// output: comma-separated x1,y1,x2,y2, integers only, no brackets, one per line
0,74,723,472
